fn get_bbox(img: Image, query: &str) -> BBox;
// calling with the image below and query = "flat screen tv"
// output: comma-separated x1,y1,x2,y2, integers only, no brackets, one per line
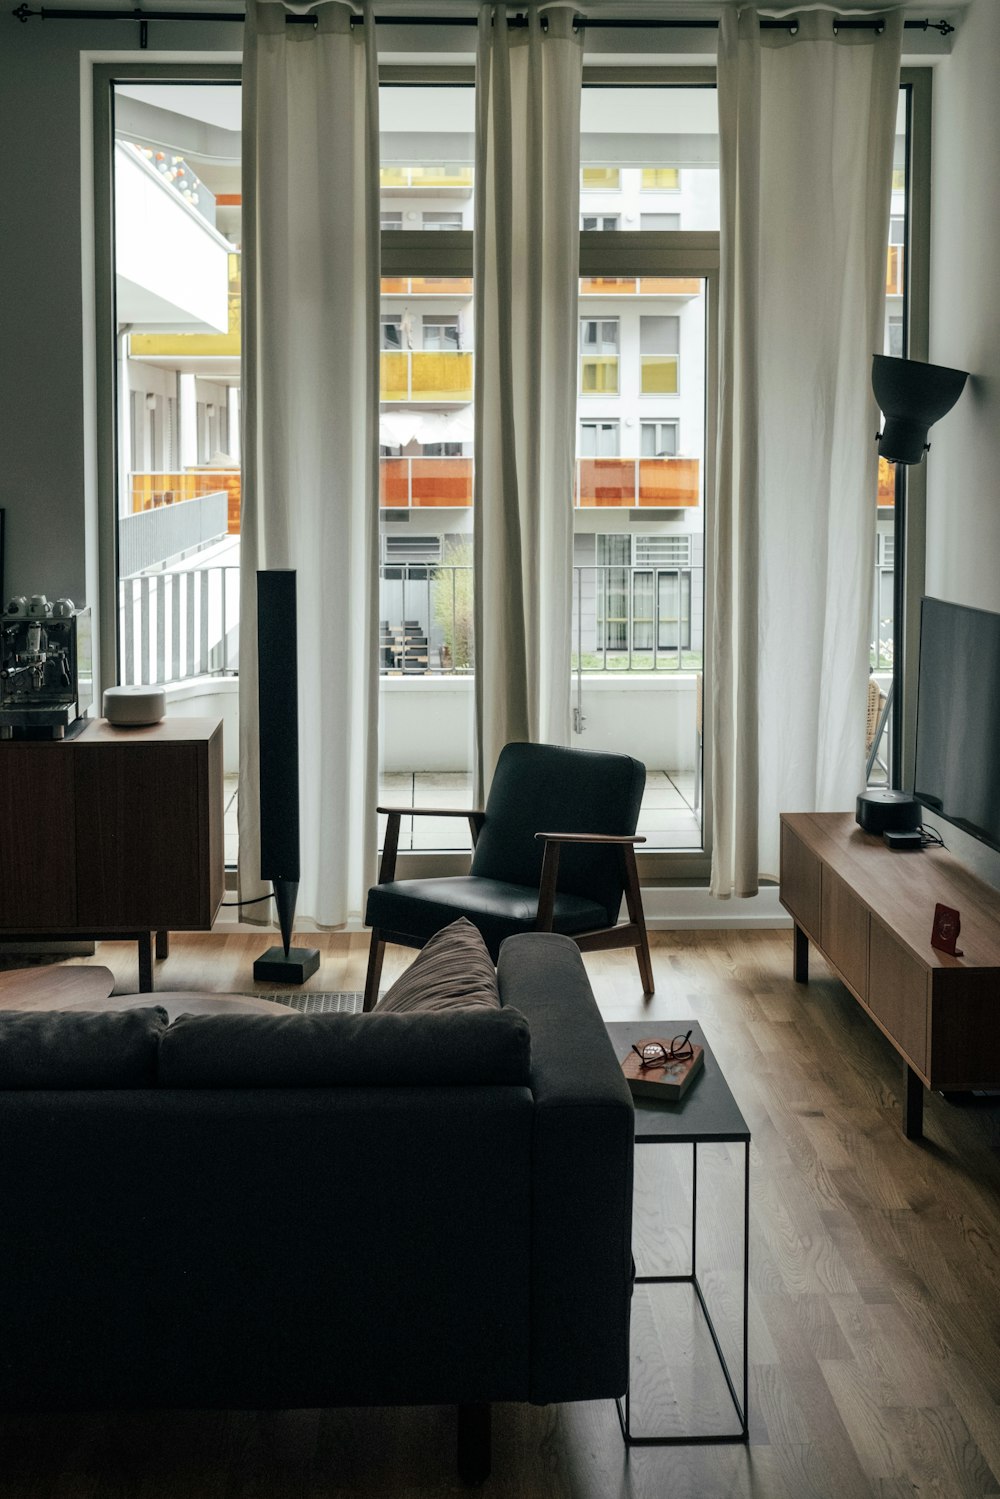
913,596,1000,854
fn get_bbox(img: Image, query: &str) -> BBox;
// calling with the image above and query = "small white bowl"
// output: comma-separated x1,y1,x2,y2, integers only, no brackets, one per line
102,685,167,726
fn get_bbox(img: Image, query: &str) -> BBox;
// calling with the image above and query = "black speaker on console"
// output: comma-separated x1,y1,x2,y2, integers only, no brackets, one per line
253,569,319,984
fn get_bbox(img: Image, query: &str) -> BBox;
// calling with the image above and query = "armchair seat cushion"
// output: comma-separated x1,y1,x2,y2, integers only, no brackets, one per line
366,875,609,959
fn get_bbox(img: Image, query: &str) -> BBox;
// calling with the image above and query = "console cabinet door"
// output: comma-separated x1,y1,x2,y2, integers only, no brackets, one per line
0,744,76,928
821,867,869,1001
780,821,822,940
867,919,929,1075
74,741,211,929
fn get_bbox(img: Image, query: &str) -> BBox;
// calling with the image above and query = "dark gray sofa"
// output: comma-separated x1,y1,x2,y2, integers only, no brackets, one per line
0,934,633,1480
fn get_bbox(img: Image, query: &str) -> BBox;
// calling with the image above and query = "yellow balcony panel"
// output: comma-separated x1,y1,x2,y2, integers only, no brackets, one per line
580,277,636,295
641,355,679,395
380,351,410,401
581,356,619,395
582,167,620,191
380,167,408,188
641,167,680,191
878,456,895,506
411,350,473,402
409,165,473,188
638,456,699,507
639,277,701,296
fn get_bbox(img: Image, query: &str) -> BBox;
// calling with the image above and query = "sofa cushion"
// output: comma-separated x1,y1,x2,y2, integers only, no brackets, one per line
157,1006,531,1089
0,1007,168,1089
375,917,500,1013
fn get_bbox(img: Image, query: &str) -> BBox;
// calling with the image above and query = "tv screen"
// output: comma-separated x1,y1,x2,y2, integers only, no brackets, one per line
913,596,1000,854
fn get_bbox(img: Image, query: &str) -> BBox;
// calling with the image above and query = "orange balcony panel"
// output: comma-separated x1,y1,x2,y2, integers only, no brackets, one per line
576,459,635,507
409,277,473,296
580,277,636,295
639,277,701,296
638,456,699,507
878,456,895,506
411,457,473,507
380,458,409,508
130,470,241,532
380,276,408,295
886,244,903,297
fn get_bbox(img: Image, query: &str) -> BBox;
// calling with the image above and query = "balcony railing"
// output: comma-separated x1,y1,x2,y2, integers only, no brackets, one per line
119,490,229,577
640,354,679,394
381,456,474,508
886,243,904,297
380,166,472,189
580,355,619,394
381,276,473,296
377,455,700,509
119,565,239,685
572,565,702,672
380,350,473,403
580,277,701,296
130,469,241,533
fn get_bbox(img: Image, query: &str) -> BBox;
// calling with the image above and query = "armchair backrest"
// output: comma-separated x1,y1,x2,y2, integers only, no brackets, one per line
471,742,646,923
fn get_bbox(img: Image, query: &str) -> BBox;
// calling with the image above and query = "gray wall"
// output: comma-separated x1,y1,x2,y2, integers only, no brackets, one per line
924,0,1000,886
0,16,236,635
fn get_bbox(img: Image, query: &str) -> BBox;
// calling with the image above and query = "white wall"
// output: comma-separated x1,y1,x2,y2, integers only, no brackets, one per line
924,0,1000,887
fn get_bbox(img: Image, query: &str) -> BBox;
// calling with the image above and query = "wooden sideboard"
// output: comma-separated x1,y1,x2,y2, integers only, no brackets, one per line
780,811,1000,1138
0,717,224,990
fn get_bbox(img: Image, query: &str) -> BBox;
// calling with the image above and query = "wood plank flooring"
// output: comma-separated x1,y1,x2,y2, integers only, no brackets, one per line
2,930,999,1498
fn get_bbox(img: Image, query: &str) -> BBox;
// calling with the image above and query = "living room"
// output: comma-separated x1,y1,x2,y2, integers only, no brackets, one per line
2,1,999,1496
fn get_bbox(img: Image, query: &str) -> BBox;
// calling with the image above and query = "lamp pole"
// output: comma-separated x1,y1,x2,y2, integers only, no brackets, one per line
890,460,905,790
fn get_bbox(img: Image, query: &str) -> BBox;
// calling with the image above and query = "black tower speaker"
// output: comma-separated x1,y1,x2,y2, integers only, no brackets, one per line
253,569,319,984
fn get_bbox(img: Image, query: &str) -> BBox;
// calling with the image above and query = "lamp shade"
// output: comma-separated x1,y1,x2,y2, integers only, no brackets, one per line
872,354,968,464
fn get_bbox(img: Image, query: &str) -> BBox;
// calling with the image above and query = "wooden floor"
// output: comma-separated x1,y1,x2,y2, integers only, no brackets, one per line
3,929,1000,1499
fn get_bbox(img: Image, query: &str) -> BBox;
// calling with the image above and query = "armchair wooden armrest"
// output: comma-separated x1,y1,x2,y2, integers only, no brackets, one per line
533,831,646,937
377,806,486,884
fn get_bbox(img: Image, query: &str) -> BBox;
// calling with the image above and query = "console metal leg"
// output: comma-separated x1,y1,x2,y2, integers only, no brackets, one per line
903,1064,924,1140
137,932,154,993
793,924,809,983
456,1403,491,1485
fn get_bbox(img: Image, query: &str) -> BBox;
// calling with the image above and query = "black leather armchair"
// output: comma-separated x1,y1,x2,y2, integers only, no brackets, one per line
364,741,654,1010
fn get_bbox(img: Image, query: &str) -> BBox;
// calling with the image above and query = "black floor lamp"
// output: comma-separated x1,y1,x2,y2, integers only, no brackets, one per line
871,354,968,789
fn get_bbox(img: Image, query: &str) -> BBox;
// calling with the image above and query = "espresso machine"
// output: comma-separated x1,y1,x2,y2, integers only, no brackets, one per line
0,595,93,738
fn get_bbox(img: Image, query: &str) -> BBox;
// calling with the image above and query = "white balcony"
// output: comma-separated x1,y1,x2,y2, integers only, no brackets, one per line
114,142,230,333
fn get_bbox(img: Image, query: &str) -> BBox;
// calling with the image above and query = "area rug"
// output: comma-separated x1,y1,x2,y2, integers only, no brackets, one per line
241,990,365,1014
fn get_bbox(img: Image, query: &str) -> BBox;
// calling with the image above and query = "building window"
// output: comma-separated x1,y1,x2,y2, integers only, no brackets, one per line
582,214,621,231
582,166,620,192
381,211,403,231
640,316,680,395
641,167,680,191
422,211,463,231
640,213,681,231
382,313,403,351
580,318,619,394
422,314,460,351
579,419,620,457
888,316,904,359
422,441,463,457
640,420,679,457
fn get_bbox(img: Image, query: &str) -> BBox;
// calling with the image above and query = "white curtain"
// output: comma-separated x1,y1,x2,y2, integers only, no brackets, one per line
710,5,903,895
238,0,380,925
473,2,583,801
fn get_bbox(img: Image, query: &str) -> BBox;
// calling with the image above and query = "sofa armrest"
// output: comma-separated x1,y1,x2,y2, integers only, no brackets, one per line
496,932,634,1405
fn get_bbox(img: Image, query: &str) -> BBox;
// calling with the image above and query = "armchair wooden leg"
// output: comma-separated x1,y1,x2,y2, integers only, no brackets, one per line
363,931,386,1012
622,847,655,995
457,1403,491,1485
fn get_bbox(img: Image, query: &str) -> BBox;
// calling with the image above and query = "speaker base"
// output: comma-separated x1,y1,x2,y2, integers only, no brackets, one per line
253,946,321,985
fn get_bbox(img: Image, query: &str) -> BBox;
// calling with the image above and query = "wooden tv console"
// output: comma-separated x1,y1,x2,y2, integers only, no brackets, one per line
780,812,1000,1139
0,718,224,991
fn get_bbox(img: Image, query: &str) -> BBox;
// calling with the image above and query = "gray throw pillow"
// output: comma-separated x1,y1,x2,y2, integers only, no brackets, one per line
375,917,500,1013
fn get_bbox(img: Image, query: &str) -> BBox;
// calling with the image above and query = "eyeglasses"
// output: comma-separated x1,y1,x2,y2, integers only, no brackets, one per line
631,1032,694,1070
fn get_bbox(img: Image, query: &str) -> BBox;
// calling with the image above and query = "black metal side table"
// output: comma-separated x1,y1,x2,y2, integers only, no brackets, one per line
605,1020,750,1446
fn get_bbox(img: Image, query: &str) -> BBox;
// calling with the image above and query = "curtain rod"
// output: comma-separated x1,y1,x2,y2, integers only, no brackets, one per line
10,4,956,40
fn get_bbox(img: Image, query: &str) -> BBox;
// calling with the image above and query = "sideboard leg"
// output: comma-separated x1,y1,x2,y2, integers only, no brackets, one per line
137,932,154,994
457,1403,491,1485
903,1064,924,1140
155,929,169,960
793,924,809,983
